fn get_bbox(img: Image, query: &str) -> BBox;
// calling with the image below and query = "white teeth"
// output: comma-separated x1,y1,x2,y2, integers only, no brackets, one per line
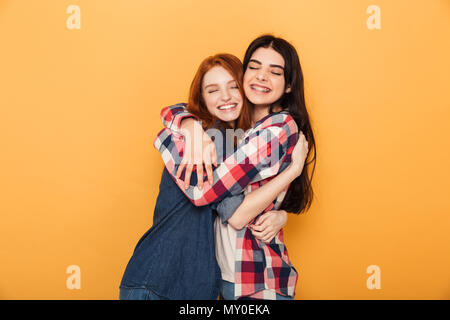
251,85,270,92
218,104,236,110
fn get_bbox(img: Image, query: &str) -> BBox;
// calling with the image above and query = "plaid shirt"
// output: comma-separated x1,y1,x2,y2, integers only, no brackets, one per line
154,103,299,299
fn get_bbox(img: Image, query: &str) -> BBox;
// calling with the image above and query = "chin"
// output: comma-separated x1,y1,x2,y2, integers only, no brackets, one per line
223,116,238,123
248,96,272,105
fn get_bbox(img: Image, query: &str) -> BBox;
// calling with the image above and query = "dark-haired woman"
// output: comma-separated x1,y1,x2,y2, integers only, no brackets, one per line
156,35,316,300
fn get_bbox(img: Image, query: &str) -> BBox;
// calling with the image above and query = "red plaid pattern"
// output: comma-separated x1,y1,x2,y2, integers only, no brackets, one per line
160,102,198,133
154,103,299,299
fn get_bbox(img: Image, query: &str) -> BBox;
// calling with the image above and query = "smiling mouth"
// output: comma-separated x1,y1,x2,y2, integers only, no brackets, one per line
250,84,271,93
218,103,237,110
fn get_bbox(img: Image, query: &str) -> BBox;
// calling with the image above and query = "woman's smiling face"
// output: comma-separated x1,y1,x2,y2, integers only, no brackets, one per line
243,47,290,107
201,66,243,124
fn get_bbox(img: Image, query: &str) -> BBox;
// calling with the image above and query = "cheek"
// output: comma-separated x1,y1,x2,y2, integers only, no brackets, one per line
205,103,217,117
203,94,217,115
243,70,253,86
272,78,286,97
232,90,243,102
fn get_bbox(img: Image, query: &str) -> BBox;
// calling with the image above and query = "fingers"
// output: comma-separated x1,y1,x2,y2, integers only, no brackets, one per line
250,226,277,243
212,146,218,167
302,134,309,152
251,210,286,243
290,132,309,173
196,161,203,190
250,224,272,237
176,133,218,189
203,142,215,185
298,133,306,151
298,132,307,148
250,226,268,239
263,234,277,243
184,163,194,190
254,210,284,227
176,158,187,179
300,132,308,152
204,159,213,186
254,211,272,226
176,142,192,179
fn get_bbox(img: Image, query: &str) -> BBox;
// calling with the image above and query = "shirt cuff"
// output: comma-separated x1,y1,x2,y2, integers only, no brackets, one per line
215,194,245,225
169,111,197,133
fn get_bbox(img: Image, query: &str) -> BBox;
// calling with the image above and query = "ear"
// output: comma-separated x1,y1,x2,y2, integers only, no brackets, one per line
285,86,291,93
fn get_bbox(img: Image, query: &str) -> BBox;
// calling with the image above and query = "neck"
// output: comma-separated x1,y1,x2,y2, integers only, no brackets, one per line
252,105,270,125
251,103,283,125
225,121,235,129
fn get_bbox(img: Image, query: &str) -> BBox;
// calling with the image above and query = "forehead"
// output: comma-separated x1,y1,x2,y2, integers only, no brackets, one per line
250,47,285,67
202,66,235,86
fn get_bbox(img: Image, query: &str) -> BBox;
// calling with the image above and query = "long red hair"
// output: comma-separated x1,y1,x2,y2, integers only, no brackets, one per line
187,54,252,131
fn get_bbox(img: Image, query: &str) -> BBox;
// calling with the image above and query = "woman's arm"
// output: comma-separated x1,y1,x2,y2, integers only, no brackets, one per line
161,104,217,189
217,132,308,230
227,161,302,230
153,113,298,206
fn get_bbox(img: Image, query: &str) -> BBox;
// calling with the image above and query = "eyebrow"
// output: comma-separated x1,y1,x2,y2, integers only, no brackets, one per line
204,80,237,89
249,59,284,70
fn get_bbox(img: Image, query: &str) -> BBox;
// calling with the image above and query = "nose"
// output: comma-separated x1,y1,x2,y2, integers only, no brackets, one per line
256,69,268,81
220,88,232,102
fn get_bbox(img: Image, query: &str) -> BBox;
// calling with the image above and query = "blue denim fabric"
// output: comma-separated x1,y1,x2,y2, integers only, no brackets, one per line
218,280,235,300
119,286,168,300
120,124,245,300
119,168,222,300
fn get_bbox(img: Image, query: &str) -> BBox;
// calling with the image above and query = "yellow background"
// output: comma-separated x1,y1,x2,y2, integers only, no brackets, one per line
0,0,449,299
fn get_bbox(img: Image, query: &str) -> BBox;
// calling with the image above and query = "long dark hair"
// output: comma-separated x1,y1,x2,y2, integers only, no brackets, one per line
243,34,317,214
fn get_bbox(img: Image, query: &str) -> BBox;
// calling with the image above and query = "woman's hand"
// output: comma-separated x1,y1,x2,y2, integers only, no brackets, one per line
176,118,218,190
289,131,309,176
250,210,288,243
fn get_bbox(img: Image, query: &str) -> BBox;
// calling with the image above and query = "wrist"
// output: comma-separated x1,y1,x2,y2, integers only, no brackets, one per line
180,118,203,142
287,162,303,179
277,210,288,228
180,117,195,129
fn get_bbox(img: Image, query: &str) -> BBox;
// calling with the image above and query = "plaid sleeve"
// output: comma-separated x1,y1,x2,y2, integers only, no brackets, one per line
153,113,298,207
160,103,198,133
